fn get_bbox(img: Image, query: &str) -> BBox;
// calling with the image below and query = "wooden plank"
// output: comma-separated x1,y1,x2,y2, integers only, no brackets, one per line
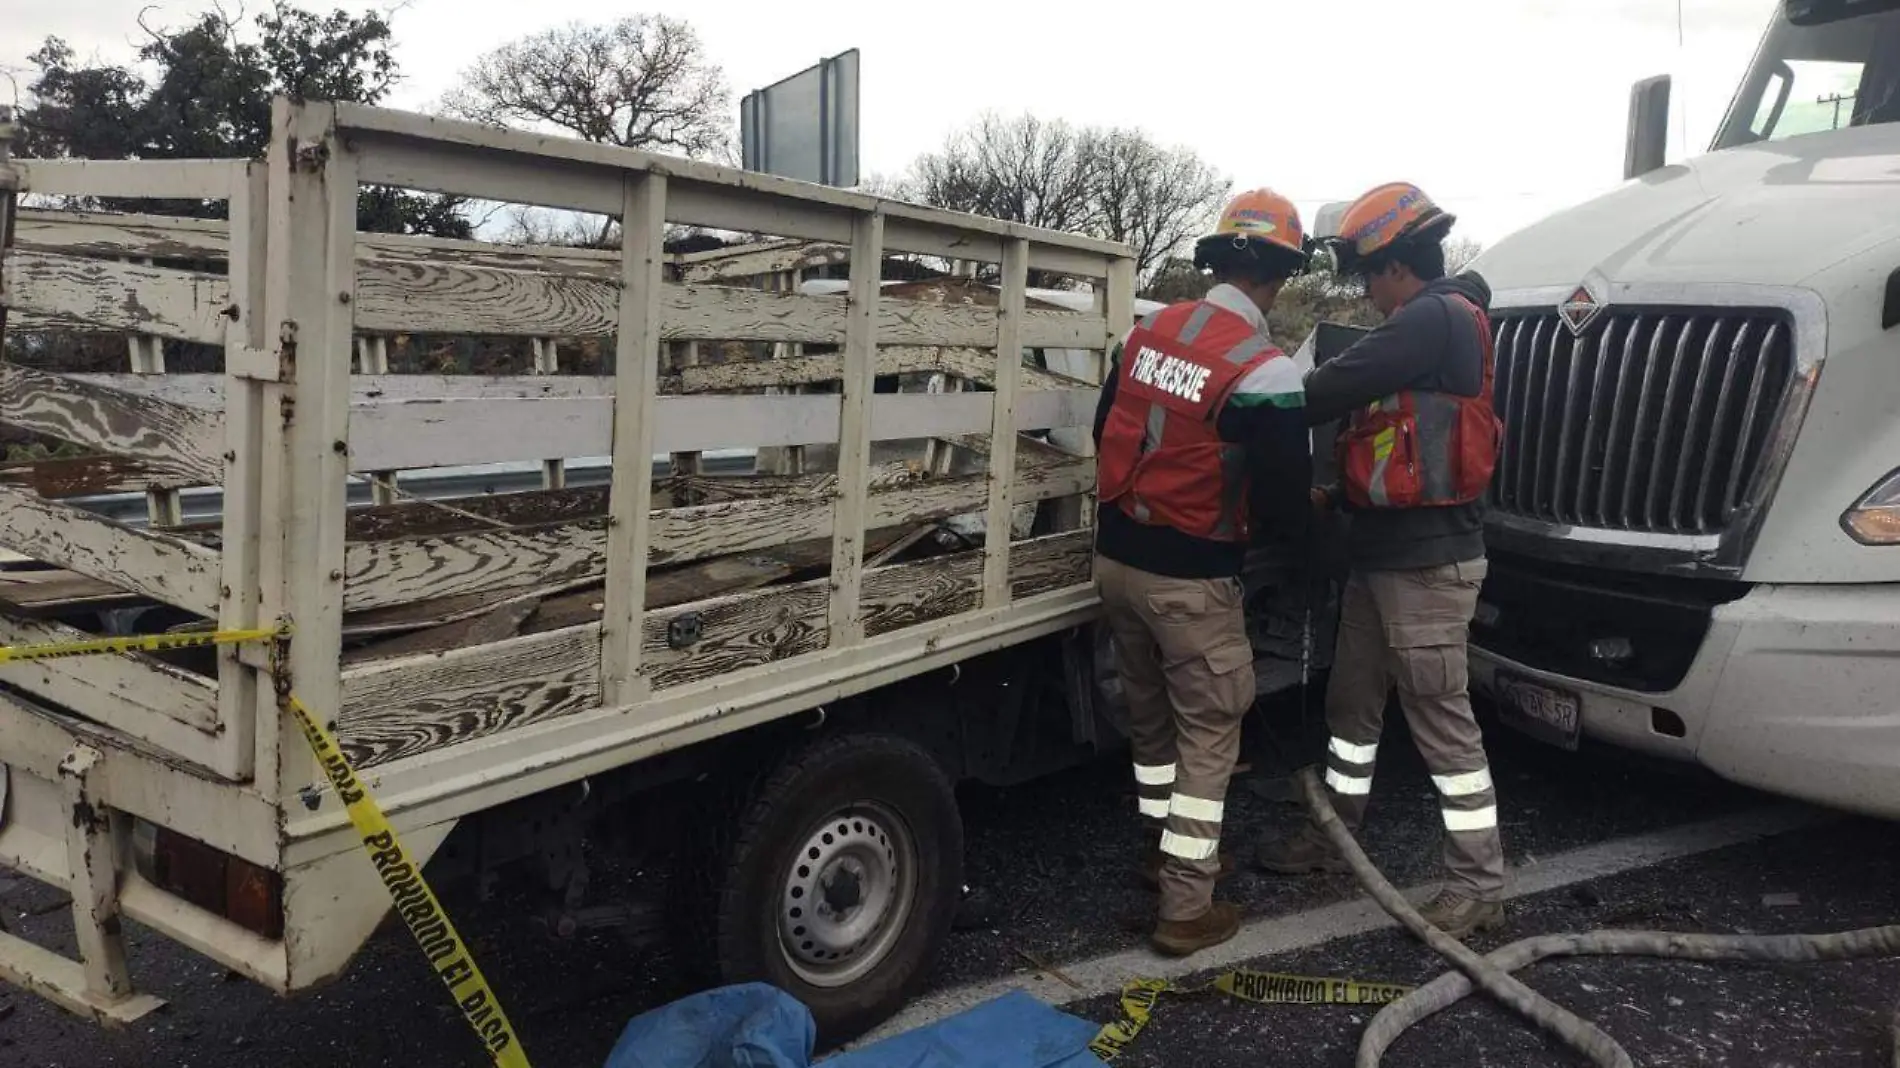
983,239,1029,607
351,258,1103,348
345,387,1098,472
0,454,205,498
333,102,1131,260
347,484,613,541
600,172,668,706
675,241,850,285
828,212,883,647
0,568,145,616
264,99,357,801
58,372,614,409
339,450,1092,612
0,364,224,486
18,159,239,201
337,622,602,768
359,231,618,279
343,596,543,666
4,250,231,345
332,531,1092,768
217,159,269,786
516,525,913,637
15,209,231,260
0,612,220,731
0,485,220,616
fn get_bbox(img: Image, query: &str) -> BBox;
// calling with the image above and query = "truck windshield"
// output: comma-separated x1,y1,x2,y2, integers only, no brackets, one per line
1711,5,1900,149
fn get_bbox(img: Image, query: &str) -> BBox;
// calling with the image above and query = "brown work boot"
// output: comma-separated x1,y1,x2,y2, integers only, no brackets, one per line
1150,901,1242,957
1136,847,1235,889
1415,889,1506,940
1252,825,1351,875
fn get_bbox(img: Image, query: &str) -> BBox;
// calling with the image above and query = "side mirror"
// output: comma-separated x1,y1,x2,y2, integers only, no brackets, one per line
1624,74,1672,180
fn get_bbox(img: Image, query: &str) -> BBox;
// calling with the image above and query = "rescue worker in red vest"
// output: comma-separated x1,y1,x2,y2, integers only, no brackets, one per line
1092,189,1314,957
1253,182,1509,938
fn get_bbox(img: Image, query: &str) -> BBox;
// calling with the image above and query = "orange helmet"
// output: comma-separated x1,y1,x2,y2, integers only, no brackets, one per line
1194,188,1308,275
1332,182,1456,268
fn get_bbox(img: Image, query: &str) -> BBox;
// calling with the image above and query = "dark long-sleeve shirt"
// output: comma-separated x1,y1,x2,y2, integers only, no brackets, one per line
1090,284,1313,580
1302,271,1494,571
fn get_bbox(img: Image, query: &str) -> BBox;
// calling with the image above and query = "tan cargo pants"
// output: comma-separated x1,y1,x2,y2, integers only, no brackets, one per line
1322,558,1505,900
1095,553,1256,922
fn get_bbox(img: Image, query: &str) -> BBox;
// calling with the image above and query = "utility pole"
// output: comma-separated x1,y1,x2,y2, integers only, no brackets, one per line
1818,91,1856,130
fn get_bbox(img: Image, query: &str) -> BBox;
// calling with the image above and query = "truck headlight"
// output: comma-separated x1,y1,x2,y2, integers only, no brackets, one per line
1842,469,1900,545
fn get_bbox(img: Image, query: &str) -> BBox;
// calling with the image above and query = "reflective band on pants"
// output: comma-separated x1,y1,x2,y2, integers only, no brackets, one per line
1135,762,1177,786
1325,768,1373,796
1169,794,1224,823
1442,805,1499,832
1432,768,1493,796
1138,797,1170,819
1160,830,1218,861
1329,737,1378,764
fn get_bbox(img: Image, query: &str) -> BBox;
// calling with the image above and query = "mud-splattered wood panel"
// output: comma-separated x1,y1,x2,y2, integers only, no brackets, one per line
1,365,224,487
0,486,221,617
15,209,232,261
334,530,1092,768
0,612,220,732
349,259,1105,349
339,451,1092,611
670,345,1080,394
5,251,231,344
346,387,1096,472
0,454,209,499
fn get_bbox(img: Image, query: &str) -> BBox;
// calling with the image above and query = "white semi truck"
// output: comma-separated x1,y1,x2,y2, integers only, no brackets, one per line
1461,0,1900,817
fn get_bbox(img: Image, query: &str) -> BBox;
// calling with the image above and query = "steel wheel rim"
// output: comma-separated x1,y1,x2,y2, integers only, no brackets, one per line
777,801,918,988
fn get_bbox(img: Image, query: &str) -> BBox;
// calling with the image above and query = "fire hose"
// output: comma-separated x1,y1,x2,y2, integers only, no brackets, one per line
1295,767,1900,1068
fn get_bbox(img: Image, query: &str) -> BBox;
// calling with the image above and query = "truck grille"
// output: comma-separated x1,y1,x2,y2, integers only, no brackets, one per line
1490,309,1796,536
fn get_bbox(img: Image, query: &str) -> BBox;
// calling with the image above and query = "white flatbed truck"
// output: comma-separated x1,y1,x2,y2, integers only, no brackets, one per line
0,96,1323,1046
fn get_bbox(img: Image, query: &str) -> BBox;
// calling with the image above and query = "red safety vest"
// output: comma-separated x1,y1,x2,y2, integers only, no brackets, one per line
1097,299,1285,542
1338,293,1502,510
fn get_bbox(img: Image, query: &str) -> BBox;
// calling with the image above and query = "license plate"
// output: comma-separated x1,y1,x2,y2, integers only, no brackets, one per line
1494,672,1582,751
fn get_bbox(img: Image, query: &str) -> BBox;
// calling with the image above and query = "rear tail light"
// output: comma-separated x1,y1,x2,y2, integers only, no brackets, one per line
132,820,283,939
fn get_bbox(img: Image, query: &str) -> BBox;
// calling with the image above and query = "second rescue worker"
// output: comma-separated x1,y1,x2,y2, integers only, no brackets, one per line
1092,189,1313,957
1254,182,1508,938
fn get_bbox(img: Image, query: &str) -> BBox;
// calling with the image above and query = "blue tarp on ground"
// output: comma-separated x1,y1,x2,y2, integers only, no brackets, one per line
602,984,1107,1068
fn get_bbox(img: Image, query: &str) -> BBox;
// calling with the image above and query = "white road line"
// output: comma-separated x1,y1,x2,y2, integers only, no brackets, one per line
854,804,1831,1047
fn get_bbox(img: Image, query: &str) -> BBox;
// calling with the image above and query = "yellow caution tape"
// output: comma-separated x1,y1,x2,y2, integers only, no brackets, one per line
283,690,533,1067
1089,967,1414,1061
0,628,532,1066
0,626,282,663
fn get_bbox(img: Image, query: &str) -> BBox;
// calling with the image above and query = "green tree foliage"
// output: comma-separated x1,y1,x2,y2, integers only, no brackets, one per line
19,2,469,237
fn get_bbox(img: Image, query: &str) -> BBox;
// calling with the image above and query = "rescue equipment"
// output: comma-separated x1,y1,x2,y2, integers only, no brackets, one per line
1097,300,1289,541
1337,293,1501,510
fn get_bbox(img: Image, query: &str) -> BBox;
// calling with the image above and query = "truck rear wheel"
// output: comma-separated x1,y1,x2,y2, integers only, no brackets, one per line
709,732,963,1045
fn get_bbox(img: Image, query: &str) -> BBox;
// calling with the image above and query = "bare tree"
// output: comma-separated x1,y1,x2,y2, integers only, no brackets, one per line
910,112,1099,235
441,15,730,158
907,112,1230,284
1444,235,1485,273
1087,128,1230,282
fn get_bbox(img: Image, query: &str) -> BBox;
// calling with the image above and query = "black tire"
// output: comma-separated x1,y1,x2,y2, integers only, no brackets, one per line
708,732,963,1047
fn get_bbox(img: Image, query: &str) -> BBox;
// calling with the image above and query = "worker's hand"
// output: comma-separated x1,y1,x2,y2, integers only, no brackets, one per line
1309,486,1331,514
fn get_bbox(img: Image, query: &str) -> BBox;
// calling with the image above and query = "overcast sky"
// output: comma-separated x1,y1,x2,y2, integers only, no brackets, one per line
5,0,1779,247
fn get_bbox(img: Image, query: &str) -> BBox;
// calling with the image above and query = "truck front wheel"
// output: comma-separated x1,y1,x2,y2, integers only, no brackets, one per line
711,732,963,1045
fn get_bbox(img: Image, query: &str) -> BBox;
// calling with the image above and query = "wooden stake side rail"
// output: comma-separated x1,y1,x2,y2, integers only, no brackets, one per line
0,97,1136,824
7,251,1112,352
335,529,1094,769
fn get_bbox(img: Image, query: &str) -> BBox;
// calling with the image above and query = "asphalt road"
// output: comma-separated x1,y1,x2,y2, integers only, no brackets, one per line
3,703,1894,1068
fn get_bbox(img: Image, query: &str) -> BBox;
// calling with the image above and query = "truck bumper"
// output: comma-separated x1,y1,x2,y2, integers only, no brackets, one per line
1473,583,1900,820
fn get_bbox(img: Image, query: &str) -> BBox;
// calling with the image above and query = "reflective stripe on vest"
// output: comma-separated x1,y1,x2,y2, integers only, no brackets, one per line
1096,298,1285,542
1340,293,1500,510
